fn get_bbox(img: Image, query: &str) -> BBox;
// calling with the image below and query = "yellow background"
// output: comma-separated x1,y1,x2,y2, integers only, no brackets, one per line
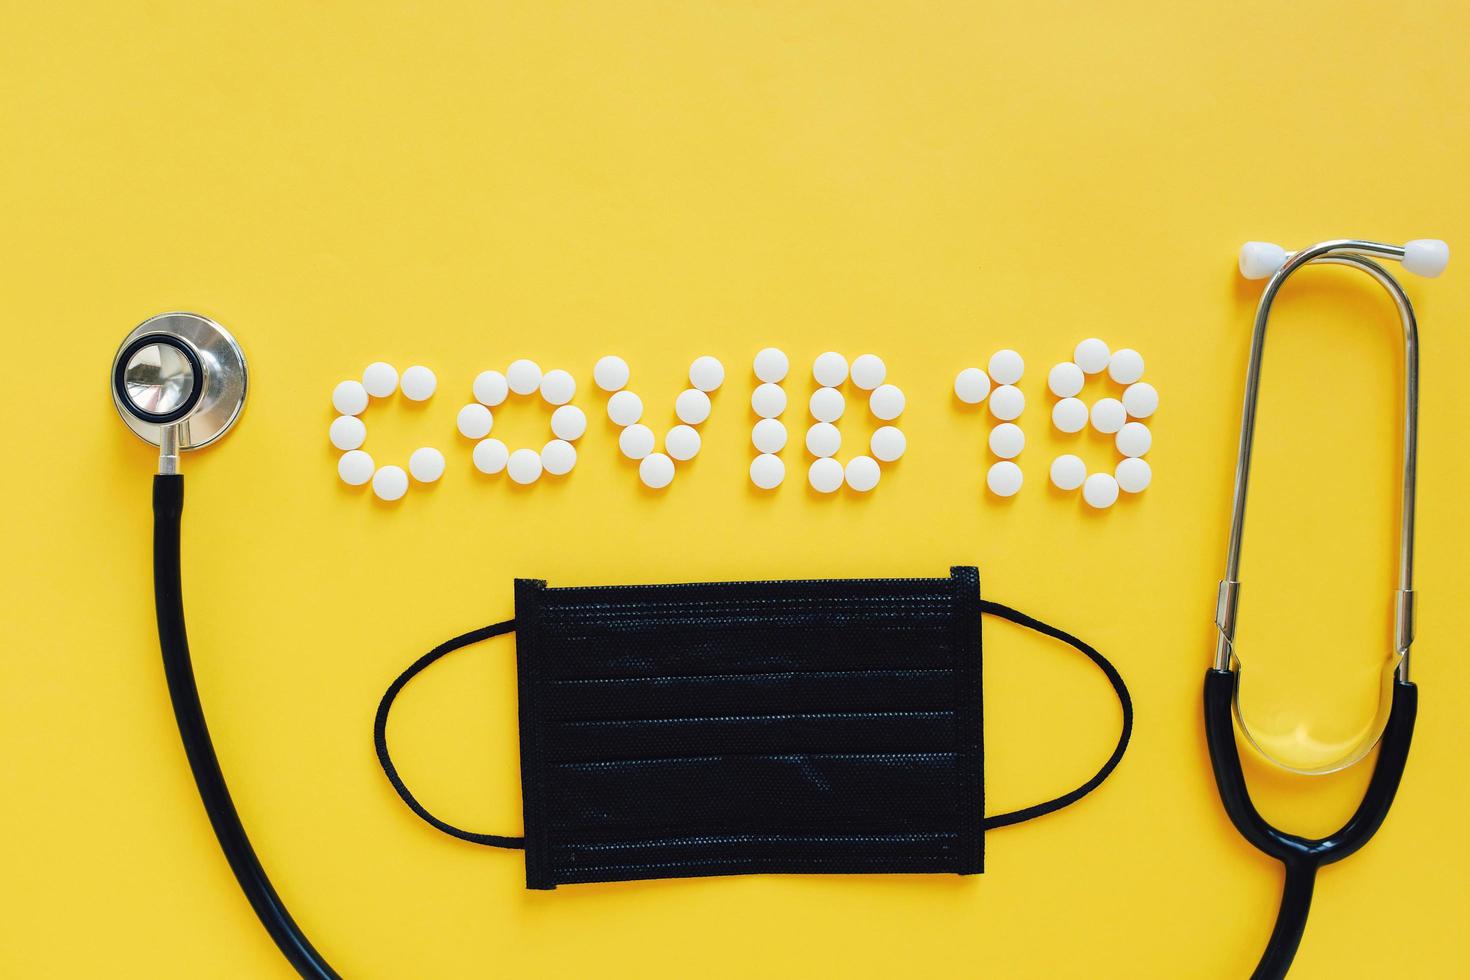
3,2,1468,977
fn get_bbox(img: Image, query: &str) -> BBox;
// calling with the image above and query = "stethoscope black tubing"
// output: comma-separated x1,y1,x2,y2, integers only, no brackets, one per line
1203,668,1417,979
153,474,340,979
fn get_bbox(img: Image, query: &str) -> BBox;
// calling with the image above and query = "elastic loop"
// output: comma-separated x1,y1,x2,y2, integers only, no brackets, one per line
373,619,525,848
979,600,1133,829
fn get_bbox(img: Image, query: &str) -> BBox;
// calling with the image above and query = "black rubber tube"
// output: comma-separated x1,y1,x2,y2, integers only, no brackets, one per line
154,475,340,979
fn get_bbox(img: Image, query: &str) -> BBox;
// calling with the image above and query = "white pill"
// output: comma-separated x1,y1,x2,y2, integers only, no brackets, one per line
1091,397,1127,433
607,390,643,426
1050,454,1087,491
551,405,588,441
752,383,787,418
666,424,701,461
1123,381,1159,418
619,423,656,459
539,369,576,405
1074,338,1111,374
1116,421,1152,457
1108,348,1145,385
362,362,398,398
850,354,887,390
401,365,437,402
689,355,725,392
1052,397,1089,433
329,415,366,451
870,425,906,462
986,461,1023,497
988,422,1025,459
1116,457,1152,493
675,388,712,425
1083,472,1120,508
988,350,1024,385
869,384,906,421
473,438,509,474
752,418,788,454
332,380,369,416
541,439,577,476
845,455,881,492
408,447,445,483
507,448,542,485
808,457,844,493
456,403,493,439
954,367,991,405
813,351,849,387
809,386,845,422
989,384,1024,421
337,450,375,486
373,465,409,501
472,370,509,407
754,347,790,384
1048,362,1085,398
594,355,630,392
750,453,785,490
639,452,675,489
805,422,841,458
507,359,542,395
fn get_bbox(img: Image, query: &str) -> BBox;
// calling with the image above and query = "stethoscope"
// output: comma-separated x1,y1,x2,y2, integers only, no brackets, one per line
111,313,339,979
1208,238,1446,979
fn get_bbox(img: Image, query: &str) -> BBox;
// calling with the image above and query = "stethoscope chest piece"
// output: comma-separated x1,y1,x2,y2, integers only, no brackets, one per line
111,311,247,452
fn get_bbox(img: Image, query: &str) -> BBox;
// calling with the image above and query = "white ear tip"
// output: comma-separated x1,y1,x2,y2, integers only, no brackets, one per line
1403,239,1449,278
1239,241,1287,280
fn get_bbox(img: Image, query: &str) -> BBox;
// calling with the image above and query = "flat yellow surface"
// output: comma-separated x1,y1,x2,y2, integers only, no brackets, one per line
4,2,1470,977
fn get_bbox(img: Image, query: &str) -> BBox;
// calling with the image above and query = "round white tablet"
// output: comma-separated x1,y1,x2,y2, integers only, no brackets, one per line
954,367,991,405
539,369,576,405
1074,338,1111,375
989,384,1024,421
988,350,1024,385
813,351,849,387
1115,457,1153,493
607,390,644,426
1116,421,1152,457
666,424,701,461
362,362,398,398
639,452,675,489
988,422,1025,459
754,347,790,384
408,447,445,483
551,405,588,441
401,365,437,402
689,355,725,392
594,355,630,392
869,384,906,421
1108,348,1145,385
456,403,493,439
541,439,577,476
809,386,845,422
845,456,881,492
752,418,788,454
675,388,712,425
1048,361,1085,398
332,380,369,416
986,461,1023,497
473,438,509,475
472,370,509,407
1083,472,1120,509
1050,454,1087,491
1122,381,1159,419
751,383,787,418
850,354,887,390
337,450,374,486
1091,397,1127,433
329,415,366,451
808,457,843,493
619,423,656,460
507,359,542,396
805,422,841,458
507,448,542,485
870,425,906,462
372,465,409,501
1052,397,1088,433
750,453,785,489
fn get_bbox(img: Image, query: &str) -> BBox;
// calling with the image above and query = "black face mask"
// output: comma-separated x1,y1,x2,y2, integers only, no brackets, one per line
374,567,1131,890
